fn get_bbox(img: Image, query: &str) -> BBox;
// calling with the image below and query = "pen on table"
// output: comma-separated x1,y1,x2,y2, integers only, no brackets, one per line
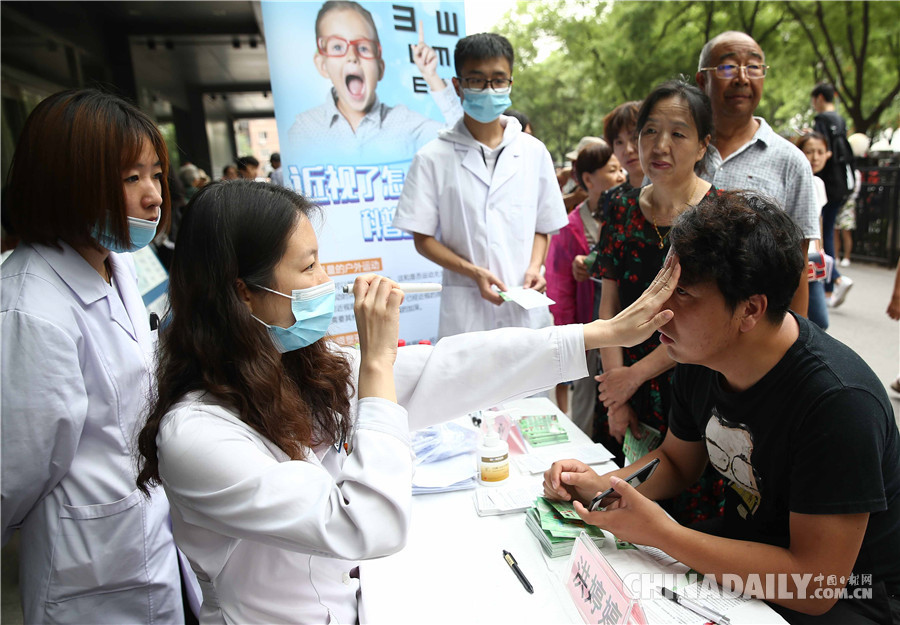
341,282,442,294
503,550,533,594
658,587,730,625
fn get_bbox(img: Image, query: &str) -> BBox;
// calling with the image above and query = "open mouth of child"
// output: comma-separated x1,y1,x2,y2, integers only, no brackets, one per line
345,74,365,101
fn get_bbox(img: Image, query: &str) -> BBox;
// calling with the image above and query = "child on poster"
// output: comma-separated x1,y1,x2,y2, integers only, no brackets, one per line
287,1,461,163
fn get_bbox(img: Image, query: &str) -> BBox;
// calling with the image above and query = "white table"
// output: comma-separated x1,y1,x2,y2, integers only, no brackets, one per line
361,398,786,624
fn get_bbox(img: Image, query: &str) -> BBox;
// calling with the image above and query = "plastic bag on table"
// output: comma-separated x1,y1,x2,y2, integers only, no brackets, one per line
411,422,478,466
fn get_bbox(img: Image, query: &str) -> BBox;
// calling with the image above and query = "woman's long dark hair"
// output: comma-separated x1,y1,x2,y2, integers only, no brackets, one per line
137,180,353,494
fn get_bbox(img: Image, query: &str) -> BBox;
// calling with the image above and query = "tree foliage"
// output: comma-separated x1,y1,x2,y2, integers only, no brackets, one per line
496,0,900,163
784,1,900,133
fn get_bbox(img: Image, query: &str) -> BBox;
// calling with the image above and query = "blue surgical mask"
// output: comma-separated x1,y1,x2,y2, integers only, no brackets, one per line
93,213,159,253
462,89,512,124
252,280,336,352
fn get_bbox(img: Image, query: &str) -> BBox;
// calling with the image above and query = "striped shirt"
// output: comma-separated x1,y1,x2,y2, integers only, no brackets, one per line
703,117,820,239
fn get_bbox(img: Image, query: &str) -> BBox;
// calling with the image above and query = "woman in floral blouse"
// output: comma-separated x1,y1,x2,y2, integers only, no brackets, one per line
596,80,724,524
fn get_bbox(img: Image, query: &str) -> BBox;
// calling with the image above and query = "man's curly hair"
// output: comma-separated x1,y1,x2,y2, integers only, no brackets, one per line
670,191,805,323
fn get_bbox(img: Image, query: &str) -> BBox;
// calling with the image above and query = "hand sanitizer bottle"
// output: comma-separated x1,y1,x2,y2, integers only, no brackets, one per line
478,415,509,486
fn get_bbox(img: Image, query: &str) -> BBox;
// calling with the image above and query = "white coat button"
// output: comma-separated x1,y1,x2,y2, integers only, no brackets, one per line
342,572,351,585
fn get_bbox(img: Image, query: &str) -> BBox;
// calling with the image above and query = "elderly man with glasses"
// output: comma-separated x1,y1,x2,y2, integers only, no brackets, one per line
695,31,820,322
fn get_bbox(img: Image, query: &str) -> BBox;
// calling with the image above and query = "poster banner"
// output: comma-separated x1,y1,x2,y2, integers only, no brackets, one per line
262,0,466,346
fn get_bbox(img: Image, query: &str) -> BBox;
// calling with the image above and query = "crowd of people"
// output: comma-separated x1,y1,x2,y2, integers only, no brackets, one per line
1,22,898,625
393,28,898,624
549,38,887,431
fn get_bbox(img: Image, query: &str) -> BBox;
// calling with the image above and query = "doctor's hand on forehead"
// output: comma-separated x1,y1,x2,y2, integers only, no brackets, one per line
584,256,680,351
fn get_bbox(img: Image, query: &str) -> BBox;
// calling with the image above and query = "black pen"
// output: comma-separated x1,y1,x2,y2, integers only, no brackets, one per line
503,549,533,594
658,587,730,625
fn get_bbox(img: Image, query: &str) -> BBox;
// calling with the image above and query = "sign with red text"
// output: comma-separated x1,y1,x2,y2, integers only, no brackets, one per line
567,533,647,625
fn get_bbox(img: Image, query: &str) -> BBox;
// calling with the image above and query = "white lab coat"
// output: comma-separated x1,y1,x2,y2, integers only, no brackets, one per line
393,116,568,338
156,324,588,624
1,242,184,623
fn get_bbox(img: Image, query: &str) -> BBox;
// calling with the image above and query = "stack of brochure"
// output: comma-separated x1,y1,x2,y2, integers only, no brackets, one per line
525,497,605,557
515,442,614,475
473,482,543,516
518,414,569,447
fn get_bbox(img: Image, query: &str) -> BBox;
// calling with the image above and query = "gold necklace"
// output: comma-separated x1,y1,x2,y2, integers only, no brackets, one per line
650,177,702,249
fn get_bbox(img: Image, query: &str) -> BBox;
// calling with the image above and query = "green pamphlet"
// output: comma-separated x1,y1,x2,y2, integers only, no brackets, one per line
525,497,604,557
622,423,661,464
518,414,569,447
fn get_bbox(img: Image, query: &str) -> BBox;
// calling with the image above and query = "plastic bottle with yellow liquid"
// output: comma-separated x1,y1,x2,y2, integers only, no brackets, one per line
477,415,509,486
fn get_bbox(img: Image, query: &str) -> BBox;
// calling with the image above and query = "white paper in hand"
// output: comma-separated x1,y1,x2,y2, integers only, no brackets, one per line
499,287,555,310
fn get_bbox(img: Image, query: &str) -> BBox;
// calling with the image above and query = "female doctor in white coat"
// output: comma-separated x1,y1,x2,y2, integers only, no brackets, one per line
1,90,187,622
136,179,679,624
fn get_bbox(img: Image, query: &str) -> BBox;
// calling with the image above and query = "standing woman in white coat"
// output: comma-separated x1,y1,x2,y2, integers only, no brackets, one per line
135,179,680,624
1,90,187,623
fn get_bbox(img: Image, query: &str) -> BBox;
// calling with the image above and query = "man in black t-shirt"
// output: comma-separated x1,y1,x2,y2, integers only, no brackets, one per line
544,191,900,623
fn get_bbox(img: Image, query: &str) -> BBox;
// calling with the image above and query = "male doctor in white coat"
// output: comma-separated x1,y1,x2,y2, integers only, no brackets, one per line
393,33,567,338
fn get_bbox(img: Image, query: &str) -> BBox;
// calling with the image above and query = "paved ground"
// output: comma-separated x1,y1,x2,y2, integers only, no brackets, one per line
2,262,898,622
825,260,900,425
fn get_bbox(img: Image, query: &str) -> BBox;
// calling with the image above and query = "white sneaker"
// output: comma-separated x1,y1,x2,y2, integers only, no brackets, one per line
830,276,854,308
840,258,851,267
